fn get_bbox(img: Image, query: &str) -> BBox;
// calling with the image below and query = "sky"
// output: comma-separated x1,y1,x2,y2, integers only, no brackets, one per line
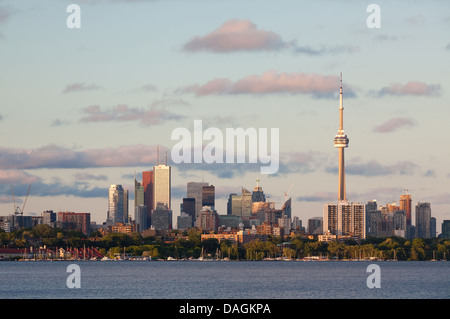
0,0,449,232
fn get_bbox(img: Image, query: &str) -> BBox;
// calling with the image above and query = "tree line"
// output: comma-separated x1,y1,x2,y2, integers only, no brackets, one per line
1,224,449,261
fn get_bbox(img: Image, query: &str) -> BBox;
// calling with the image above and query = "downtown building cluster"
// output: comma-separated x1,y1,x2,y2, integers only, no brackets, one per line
1,76,449,242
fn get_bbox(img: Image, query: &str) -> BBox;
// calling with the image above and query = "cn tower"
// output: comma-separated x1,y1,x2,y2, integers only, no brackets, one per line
334,73,349,203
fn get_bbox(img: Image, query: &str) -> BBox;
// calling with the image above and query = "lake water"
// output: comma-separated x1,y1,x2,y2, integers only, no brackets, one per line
0,260,448,299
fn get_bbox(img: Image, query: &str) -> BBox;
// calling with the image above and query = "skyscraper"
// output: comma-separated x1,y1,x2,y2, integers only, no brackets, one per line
153,164,171,210
442,220,450,239
187,181,209,218
251,178,266,202
323,74,365,238
182,197,196,227
142,170,154,225
152,203,173,231
416,202,431,238
202,185,215,209
399,192,412,226
123,188,129,223
134,174,145,208
108,184,125,225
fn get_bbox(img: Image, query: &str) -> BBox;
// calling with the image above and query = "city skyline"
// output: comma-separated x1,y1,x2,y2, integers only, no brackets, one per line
0,1,449,231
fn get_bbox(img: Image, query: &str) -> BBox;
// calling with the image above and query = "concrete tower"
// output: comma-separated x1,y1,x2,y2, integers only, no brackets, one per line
334,73,349,203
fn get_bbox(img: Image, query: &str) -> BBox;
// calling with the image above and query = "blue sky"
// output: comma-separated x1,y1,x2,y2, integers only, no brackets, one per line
0,0,449,231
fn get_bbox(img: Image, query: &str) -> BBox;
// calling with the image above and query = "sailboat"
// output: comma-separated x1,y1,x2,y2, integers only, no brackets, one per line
197,247,204,261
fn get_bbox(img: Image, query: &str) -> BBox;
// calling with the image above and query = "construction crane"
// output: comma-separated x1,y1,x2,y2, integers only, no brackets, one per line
11,184,31,215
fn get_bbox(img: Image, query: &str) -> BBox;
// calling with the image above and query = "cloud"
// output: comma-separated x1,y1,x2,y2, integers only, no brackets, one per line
183,19,359,56
431,193,450,205
74,172,108,181
134,84,158,93
0,144,159,169
179,71,355,98
373,117,416,133
183,19,285,53
290,42,359,56
0,5,15,39
51,119,71,127
424,169,436,178
326,159,419,176
171,150,328,179
297,191,335,202
62,82,103,94
0,170,41,185
79,103,185,125
371,81,441,97
0,181,107,200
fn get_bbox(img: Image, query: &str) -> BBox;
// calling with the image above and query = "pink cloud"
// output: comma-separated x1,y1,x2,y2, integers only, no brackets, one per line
0,170,41,185
375,81,441,97
0,144,159,169
181,72,351,98
373,117,416,133
80,103,184,125
183,19,284,53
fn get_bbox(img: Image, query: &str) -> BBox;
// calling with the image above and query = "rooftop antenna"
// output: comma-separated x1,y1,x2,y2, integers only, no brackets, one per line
157,145,160,165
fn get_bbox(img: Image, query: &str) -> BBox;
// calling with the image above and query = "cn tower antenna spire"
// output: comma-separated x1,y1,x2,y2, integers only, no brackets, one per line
339,72,344,134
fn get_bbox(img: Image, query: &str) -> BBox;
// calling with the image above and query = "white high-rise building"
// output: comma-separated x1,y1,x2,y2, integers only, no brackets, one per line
108,184,125,225
153,164,171,211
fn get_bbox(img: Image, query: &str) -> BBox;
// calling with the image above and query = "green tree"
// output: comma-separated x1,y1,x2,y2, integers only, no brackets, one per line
410,238,426,260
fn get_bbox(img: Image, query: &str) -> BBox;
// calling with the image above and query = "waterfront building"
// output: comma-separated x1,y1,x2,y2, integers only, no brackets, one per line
318,231,337,243
111,222,136,235
201,230,253,245
57,211,91,234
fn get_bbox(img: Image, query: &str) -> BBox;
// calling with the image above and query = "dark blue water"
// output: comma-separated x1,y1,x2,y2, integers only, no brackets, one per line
0,261,448,299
